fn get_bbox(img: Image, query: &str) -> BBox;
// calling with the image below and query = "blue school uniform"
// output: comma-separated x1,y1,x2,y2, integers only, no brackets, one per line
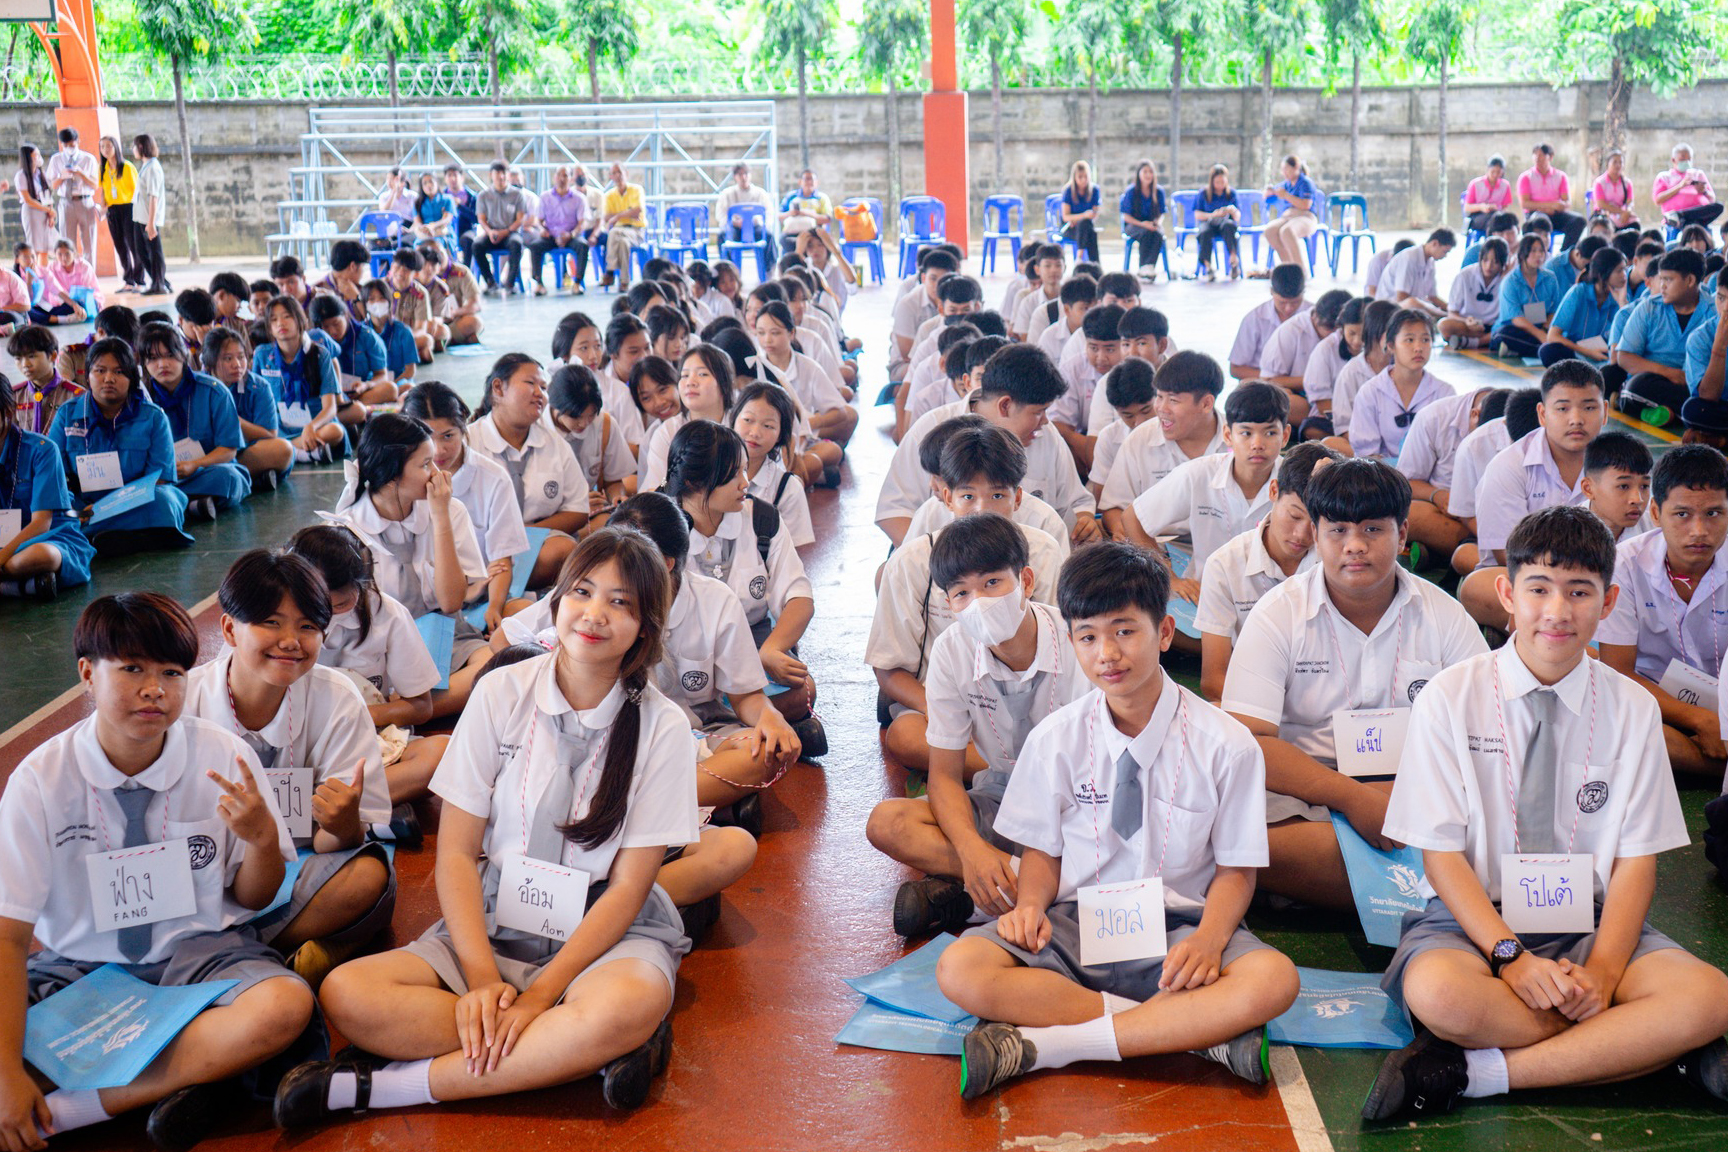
1496,268,1562,328
370,318,418,380
253,333,341,439
225,369,294,478
1685,311,1720,390
1618,296,1712,369
47,389,191,546
1460,241,1485,269
145,369,253,508
334,321,389,385
0,427,95,587
1550,283,1619,344
1543,248,1581,295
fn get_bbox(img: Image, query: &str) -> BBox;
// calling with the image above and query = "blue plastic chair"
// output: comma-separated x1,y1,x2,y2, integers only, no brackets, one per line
1044,193,1079,262
356,211,404,276
838,197,886,284
1171,190,1229,276
1328,191,1379,276
1461,193,1486,247
1260,189,1331,276
1120,198,1176,279
658,203,712,266
720,204,773,281
1234,191,1268,264
980,195,1024,274
897,196,947,279
481,249,526,293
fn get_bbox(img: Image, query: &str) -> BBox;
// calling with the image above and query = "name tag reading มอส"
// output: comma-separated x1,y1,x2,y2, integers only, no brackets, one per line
1078,877,1167,966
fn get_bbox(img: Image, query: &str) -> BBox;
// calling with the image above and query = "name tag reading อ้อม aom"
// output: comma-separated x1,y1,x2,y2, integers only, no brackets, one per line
85,841,198,934
1333,709,1410,778
1078,877,1167,966
266,768,316,840
1500,853,1595,934
495,854,590,942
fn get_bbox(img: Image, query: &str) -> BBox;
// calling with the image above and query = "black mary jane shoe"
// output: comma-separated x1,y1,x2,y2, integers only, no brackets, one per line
145,1080,234,1152
273,1060,370,1130
600,1019,673,1110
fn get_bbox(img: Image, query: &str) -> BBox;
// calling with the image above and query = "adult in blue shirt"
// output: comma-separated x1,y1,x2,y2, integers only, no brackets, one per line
443,163,479,262
0,382,94,597
1119,159,1167,280
1263,153,1320,269
1610,247,1712,414
411,172,457,251
1681,276,1728,437
1543,234,1603,296
1058,160,1102,262
46,336,193,554
1539,247,1626,367
361,279,419,388
308,293,392,421
1491,233,1563,358
253,294,345,463
1193,164,1242,280
137,321,252,513
199,326,295,485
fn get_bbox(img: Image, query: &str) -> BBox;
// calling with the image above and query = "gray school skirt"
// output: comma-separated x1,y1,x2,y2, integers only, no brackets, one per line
27,927,307,1007
964,902,1272,1002
401,882,690,997
1379,897,1683,1010
249,842,397,949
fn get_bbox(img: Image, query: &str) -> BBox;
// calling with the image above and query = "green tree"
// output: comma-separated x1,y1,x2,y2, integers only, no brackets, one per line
958,0,1034,190
318,0,434,106
1322,0,1385,189
1549,0,1728,156
564,0,640,102
855,0,927,213
757,0,839,170
135,0,257,262
458,0,549,110
1243,0,1312,187
1406,0,1473,225
1055,0,1151,170
1146,0,1218,193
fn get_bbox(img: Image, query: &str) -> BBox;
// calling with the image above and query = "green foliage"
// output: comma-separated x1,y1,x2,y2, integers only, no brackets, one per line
1053,0,1153,86
854,0,927,85
563,0,641,72
957,0,1032,74
1320,0,1384,86
134,0,258,62
1404,0,1473,76
755,0,839,67
246,0,354,55
457,0,555,76
1549,0,1728,98
316,0,439,64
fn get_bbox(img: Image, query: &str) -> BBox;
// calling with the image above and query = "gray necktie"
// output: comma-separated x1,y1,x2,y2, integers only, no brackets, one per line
377,526,428,616
1516,689,1559,854
525,721,598,864
1110,747,1144,840
241,734,280,770
500,453,529,511
114,785,156,963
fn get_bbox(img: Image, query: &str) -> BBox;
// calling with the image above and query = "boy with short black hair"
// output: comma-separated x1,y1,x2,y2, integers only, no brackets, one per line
1397,386,1501,561
1612,248,1711,417
1050,304,1125,472
1448,388,1537,573
1035,276,1096,362
1099,350,1228,539
891,249,962,381
900,324,979,430
936,541,1299,1098
904,412,1071,545
1083,307,1175,434
1012,244,1066,341
1365,505,1728,1121
1579,429,1653,541
1258,288,1353,428
867,513,1090,938
1088,358,1157,502
1230,262,1310,380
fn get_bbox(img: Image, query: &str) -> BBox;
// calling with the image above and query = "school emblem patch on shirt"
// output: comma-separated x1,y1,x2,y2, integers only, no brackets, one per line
682,670,710,693
1407,679,1429,702
1577,780,1609,814
543,481,559,499
749,575,767,600
186,835,218,870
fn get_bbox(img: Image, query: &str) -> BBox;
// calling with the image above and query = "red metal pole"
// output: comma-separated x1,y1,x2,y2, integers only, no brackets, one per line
923,0,970,251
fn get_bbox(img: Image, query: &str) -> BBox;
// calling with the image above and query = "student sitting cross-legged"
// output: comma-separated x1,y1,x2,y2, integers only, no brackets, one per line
866,513,1090,939
935,542,1300,1099
1098,352,1227,538
199,326,295,487
0,373,95,598
1395,385,1502,563
1087,358,1159,504
1598,444,1728,783
137,321,253,518
0,594,313,1151
1447,388,1532,574
1222,460,1487,910
1363,506,1728,1121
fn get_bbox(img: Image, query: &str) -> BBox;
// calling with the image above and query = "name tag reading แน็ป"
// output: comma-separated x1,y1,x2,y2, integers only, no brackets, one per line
172,438,203,465
1078,877,1167,966
1657,658,1719,713
266,768,315,840
1500,853,1595,934
85,840,198,935
0,510,21,540
75,451,123,493
496,854,590,942
1333,709,1410,778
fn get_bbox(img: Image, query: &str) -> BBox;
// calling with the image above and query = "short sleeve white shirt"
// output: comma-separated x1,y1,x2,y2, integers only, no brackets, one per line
875,399,966,526
1598,528,1728,680
322,493,488,618
1378,246,1437,302
318,589,443,701
1476,429,1588,557
748,457,815,548
1349,369,1457,460
1130,453,1276,573
1302,330,1349,403
1230,298,1309,370
1394,388,1480,489
1448,264,1503,327
905,493,1072,559
554,410,637,491
1446,418,1513,520
686,502,813,626
597,364,647,449
449,446,531,563
1099,416,1228,513
1330,354,1378,428
468,413,590,524
1260,312,1325,379
1195,518,1317,641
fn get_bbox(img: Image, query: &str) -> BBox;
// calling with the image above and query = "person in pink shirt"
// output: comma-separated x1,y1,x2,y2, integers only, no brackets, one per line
1652,142,1722,231
35,239,100,326
1590,149,1638,231
1517,142,1585,249
1462,154,1513,235
0,264,29,337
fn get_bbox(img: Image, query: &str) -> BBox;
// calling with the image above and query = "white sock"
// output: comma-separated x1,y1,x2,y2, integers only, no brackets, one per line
44,1088,110,1133
294,447,312,464
327,1058,435,1111
326,1071,358,1111
1101,992,1140,1016
369,821,396,841
1462,1047,1509,1098
1022,1016,1121,1072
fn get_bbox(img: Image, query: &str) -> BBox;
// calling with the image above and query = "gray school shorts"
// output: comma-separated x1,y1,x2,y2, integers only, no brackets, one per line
401,882,691,997
27,927,307,1008
963,901,1273,1002
1380,897,1683,1010
249,842,397,949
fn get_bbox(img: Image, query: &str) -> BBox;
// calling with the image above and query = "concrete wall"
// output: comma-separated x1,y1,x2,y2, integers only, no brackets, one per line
5,82,1726,257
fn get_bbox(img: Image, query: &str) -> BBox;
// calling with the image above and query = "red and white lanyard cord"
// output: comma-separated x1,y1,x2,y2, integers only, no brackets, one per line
1491,658,1599,854
1083,689,1191,886
979,608,1063,762
518,710,608,865
1664,560,1721,675
1324,605,1405,712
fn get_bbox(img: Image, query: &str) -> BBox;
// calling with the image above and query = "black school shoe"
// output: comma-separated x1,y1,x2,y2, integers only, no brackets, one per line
960,1021,1035,1100
273,1059,368,1129
600,1019,673,1110
1361,1028,1468,1120
792,714,829,760
1676,1037,1728,1101
679,893,722,945
892,877,974,938
708,793,762,839
145,1080,236,1152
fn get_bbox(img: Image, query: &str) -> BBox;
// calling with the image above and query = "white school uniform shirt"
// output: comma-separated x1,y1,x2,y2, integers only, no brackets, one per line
639,412,690,494
318,588,443,701
925,600,1092,785
822,263,851,310
1036,315,1076,363
999,279,1030,322
905,493,1073,558
1446,417,1512,521
1599,529,1728,681
1130,452,1276,574
598,364,647,449
1027,296,1062,346
1384,645,1689,904
1349,369,1456,460
449,446,530,563
909,314,947,366
687,503,813,627
762,349,847,417
1362,246,1396,295
1222,565,1488,820
431,656,699,885
468,412,590,525
748,457,815,547
795,323,846,395
890,290,937,377
1099,417,1229,513
554,411,637,492
322,492,488,619
1260,311,1326,379
1090,419,1132,490
1014,287,1058,338
1394,388,1479,490
1377,245,1437,302
1302,330,1350,404
994,683,1269,910
1448,263,1504,327
0,716,293,965
1330,354,1378,427
866,523,1066,676
906,367,965,428
1476,428,1588,558
1051,355,1099,435
1230,298,1310,370
185,652,392,840
1195,518,1318,641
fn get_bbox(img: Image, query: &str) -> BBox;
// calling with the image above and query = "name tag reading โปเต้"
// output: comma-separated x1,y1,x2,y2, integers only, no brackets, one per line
75,452,123,493
266,768,315,840
1078,877,1167,966
85,841,197,934
1333,709,1410,778
495,854,590,942
1657,659,1718,713
1500,854,1594,934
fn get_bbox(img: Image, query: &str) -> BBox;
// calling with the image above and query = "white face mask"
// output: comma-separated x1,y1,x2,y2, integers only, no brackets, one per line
957,586,1026,647
367,302,391,320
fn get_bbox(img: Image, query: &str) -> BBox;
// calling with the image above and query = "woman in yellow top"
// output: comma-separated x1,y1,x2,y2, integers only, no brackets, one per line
96,136,143,292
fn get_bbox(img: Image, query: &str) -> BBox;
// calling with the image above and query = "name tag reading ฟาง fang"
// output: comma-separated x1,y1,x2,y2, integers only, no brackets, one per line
266,768,315,839
495,854,590,942
1333,709,1410,778
1500,853,1594,934
1078,877,1166,966
86,840,197,934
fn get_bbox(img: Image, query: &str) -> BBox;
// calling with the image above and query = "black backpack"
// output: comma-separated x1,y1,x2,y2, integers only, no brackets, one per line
749,495,780,565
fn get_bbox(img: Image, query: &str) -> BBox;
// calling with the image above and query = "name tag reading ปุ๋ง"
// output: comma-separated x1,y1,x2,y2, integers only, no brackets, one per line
0,509,21,540
266,767,315,839
172,438,203,465
495,854,590,941
1333,709,1410,778
75,451,123,493
85,840,198,934
1657,658,1719,713
1500,853,1595,933
1078,877,1167,966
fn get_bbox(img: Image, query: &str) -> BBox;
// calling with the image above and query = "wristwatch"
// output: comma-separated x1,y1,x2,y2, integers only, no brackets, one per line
1488,937,1524,977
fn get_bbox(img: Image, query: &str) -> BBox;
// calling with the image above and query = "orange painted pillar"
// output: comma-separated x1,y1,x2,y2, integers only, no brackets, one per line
31,0,120,276
923,0,970,251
